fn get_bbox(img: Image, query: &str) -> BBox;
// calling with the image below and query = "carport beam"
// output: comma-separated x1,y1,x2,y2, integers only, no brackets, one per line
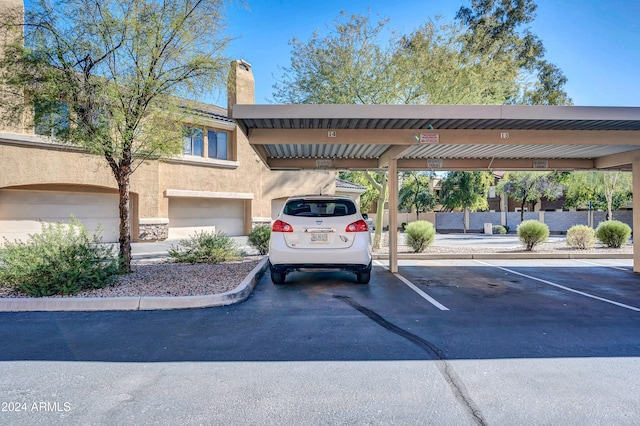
389,159,399,273
634,162,640,273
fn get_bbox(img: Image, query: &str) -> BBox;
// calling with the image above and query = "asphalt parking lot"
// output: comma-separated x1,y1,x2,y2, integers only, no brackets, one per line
1,257,639,425
390,257,640,316
273,258,640,360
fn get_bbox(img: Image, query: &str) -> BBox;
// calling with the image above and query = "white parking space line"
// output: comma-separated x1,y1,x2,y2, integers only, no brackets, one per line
574,259,632,272
373,260,449,311
393,273,450,311
474,260,640,312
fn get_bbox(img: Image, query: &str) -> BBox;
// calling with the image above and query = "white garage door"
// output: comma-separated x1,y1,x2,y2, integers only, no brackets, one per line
168,198,244,239
0,189,120,243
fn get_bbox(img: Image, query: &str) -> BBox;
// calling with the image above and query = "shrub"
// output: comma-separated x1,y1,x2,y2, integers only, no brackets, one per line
168,230,241,263
248,225,271,255
404,221,436,253
0,219,119,297
517,220,549,251
566,225,596,249
595,220,631,248
492,225,507,234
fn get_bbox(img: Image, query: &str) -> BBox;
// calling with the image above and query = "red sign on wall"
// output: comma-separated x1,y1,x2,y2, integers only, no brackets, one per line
419,133,439,144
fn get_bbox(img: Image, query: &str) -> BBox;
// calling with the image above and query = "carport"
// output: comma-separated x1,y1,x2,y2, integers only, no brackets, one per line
232,104,640,273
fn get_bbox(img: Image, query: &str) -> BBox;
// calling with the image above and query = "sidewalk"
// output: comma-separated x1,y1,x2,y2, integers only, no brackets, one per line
373,232,633,260
130,234,566,259
431,233,565,248
132,234,633,262
132,236,260,260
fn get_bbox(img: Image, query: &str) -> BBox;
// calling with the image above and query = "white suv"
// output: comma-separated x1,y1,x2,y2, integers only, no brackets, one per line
268,195,372,284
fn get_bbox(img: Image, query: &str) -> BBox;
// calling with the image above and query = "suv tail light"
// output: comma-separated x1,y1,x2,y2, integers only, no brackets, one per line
346,220,368,232
272,220,293,232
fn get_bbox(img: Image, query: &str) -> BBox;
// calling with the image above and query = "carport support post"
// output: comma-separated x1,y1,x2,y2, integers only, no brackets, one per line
389,159,399,273
633,162,640,273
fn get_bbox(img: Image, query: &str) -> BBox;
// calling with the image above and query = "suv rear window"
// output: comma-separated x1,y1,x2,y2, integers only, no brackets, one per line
283,199,357,217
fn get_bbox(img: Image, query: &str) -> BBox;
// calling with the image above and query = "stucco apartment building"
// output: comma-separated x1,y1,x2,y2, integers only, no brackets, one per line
0,57,337,243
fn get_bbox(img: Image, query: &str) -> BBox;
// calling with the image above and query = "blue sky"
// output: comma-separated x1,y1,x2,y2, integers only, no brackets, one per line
224,0,640,106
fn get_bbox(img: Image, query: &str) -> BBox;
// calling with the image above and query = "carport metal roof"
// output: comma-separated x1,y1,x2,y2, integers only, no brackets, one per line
233,104,640,171
232,104,640,274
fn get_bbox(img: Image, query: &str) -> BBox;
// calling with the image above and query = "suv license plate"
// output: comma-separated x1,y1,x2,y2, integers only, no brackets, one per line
310,233,328,243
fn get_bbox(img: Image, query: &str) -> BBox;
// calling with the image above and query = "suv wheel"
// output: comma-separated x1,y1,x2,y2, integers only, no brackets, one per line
271,269,286,285
356,270,370,284
355,262,372,284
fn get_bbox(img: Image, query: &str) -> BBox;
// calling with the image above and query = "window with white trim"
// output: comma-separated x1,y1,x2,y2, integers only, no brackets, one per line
183,127,203,156
182,126,230,160
207,129,228,160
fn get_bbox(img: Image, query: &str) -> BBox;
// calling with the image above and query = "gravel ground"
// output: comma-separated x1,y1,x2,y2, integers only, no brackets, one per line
0,238,633,299
0,256,264,299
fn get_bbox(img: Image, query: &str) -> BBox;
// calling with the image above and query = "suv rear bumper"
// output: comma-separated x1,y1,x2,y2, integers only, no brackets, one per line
268,233,371,266
269,260,372,275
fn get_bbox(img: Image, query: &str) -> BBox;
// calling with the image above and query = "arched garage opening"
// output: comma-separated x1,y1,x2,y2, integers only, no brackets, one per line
232,104,640,273
0,183,136,243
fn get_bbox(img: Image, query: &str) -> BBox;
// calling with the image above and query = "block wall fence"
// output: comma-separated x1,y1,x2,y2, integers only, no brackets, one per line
368,210,633,233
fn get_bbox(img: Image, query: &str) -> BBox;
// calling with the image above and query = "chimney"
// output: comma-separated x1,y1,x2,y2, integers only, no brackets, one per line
228,60,255,116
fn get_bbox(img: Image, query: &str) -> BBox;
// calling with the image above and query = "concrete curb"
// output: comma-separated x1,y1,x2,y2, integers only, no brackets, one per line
0,257,269,313
372,253,634,260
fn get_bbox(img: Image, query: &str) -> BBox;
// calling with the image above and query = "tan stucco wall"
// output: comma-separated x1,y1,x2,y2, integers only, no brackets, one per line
1,143,115,189
259,169,336,218
1,142,160,206
1,111,336,238
0,49,336,238
335,190,362,206
158,120,336,221
1,134,335,237
227,60,254,117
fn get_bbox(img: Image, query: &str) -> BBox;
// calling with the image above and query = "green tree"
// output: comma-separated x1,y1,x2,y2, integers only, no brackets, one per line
273,7,570,241
273,12,406,104
274,7,570,107
455,0,571,105
563,171,632,221
0,0,230,271
275,13,405,250
440,171,493,232
338,170,387,249
273,12,522,248
339,171,378,214
398,172,438,221
496,171,564,222
363,171,388,250
398,18,518,104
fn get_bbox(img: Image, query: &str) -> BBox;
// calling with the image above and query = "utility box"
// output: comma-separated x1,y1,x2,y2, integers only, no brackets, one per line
484,223,493,234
